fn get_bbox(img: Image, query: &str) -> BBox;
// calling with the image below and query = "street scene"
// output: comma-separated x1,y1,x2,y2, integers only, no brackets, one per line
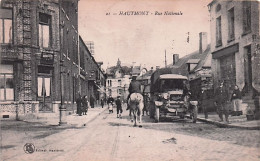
1,105,260,161
1,0,260,160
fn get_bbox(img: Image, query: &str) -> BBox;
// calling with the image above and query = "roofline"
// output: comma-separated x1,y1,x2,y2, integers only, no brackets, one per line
79,35,105,75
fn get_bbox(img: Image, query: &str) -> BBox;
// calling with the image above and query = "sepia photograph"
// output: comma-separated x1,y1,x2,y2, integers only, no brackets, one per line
0,0,260,160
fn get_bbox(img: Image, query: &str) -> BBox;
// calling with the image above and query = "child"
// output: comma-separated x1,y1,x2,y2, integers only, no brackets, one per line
115,96,123,118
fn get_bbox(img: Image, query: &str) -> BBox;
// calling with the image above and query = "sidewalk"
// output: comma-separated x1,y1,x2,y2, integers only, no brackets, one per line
26,106,107,127
197,112,260,130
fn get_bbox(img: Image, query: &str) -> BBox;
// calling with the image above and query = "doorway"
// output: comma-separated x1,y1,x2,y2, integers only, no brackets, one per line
244,45,252,93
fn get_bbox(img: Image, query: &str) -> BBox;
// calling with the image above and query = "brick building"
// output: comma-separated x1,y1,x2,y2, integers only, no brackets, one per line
0,0,105,120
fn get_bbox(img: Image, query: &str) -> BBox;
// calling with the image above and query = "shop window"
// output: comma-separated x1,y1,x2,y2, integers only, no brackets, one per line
0,64,14,101
228,8,235,41
0,9,12,44
243,1,251,34
216,16,222,47
39,13,51,48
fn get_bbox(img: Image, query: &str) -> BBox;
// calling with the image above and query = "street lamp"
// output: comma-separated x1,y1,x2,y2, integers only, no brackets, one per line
59,59,67,125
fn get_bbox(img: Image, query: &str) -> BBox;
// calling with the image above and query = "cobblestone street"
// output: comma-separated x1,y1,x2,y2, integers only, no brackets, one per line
1,107,260,161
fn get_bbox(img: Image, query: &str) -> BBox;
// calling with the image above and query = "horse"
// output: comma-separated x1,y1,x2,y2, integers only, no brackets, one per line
128,93,144,127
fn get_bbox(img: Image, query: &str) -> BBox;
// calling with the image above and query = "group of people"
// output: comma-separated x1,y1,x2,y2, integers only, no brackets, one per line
106,95,123,118
76,95,96,116
200,80,243,123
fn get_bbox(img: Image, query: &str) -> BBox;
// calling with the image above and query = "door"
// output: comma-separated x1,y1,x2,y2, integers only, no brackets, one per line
38,76,53,112
220,53,236,94
244,45,252,93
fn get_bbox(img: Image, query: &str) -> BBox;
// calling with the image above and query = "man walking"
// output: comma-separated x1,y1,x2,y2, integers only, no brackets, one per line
81,95,89,115
115,96,123,118
101,98,104,108
214,81,230,123
76,94,82,116
90,95,95,108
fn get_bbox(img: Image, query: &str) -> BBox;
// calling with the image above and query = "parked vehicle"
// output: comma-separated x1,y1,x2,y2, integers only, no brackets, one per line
150,71,198,123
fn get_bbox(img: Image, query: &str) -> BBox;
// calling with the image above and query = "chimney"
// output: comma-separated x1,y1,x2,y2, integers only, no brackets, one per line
172,54,179,65
199,32,208,54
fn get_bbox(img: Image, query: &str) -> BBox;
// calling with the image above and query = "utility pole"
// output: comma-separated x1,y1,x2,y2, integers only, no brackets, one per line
164,49,167,67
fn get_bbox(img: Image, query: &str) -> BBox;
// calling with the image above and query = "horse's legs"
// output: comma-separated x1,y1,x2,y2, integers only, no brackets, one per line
134,110,137,126
139,103,144,127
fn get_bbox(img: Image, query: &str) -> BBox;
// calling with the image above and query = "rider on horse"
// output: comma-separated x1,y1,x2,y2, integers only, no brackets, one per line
126,76,142,110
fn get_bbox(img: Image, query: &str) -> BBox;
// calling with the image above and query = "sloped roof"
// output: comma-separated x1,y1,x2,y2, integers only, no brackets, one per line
167,45,211,74
191,45,211,72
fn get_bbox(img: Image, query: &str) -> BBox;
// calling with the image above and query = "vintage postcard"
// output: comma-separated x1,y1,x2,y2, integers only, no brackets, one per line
0,0,260,160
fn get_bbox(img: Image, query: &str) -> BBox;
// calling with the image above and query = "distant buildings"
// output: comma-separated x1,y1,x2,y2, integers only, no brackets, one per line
208,0,260,115
106,59,131,100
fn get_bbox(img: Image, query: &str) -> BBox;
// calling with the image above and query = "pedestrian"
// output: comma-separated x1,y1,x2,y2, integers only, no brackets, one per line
231,85,242,116
199,89,208,119
76,94,82,116
143,93,150,116
81,95,89,115
214,80,230,123
115,96,123,118
101,98,104,108
90,95,95,108
107,95,114,114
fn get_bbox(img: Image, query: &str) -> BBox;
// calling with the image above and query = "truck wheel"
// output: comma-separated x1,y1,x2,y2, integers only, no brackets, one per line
192,105,198,123
155,107,160,123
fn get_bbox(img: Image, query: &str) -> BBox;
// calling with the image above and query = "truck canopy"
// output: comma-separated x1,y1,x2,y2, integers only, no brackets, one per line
159,74,187,80
150,67,188,93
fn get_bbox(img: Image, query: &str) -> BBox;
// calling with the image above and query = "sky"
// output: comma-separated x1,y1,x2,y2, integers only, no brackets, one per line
78,0,212,70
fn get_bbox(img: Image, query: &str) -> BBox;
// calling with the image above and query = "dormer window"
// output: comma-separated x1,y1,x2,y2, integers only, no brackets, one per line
216,4,221,12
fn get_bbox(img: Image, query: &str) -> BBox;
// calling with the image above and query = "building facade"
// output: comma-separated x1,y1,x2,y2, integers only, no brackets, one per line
106,59,131,101
0,0,105,120
208,0,260,114
79,36,106,105
0,0,70,119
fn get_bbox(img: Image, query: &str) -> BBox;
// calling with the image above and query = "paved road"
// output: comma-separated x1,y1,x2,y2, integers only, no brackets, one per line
1,108,260,161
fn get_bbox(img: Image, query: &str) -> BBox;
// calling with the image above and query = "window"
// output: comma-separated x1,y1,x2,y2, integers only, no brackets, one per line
0,64,14,101
37,77,51,97
228,8,235,41
0,9,12,44
243,1,251,34
216,16,222,47
39,13,51,48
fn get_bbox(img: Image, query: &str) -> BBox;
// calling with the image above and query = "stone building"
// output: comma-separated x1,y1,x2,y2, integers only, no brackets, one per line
208,0,260,115
0,0,80,119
